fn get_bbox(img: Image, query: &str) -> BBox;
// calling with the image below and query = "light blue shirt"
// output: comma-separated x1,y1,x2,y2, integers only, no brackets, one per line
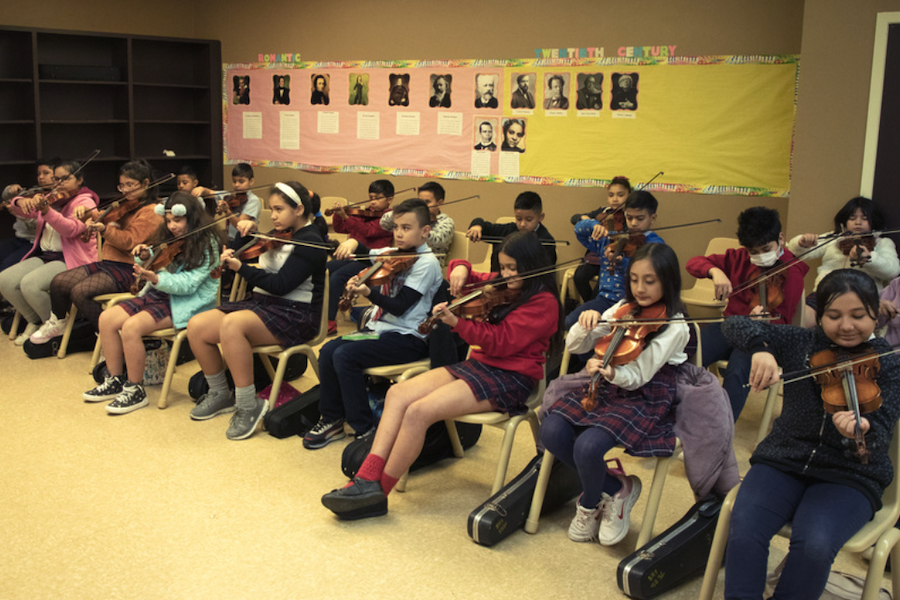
370,243,442,340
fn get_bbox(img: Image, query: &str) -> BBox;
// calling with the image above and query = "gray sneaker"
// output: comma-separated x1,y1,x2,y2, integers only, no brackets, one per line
226,397,267,440
190,390,236,421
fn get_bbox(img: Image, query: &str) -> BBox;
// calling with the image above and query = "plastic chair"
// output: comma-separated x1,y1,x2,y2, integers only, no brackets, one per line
252,278,330,412
467,216,515,274
698,420,900,600
523,324,700,549
82,293,137,365
559,266,598,309
681,237,740,317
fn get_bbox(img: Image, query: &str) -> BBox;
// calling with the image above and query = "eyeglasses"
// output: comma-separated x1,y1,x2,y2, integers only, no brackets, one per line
52,175,72,183
117,182,142,192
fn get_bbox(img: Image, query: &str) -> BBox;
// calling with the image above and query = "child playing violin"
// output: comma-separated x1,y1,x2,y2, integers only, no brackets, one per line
720,269,900,600
686,206,808,419
304,198,443,449
320,231,560,520
466,191,557,273
788,196,899,328
0,157,57,274
191,162,261,240
541,243,688,546
569,176,632,305
186,181,327,440
566,190,663,330
380,182,455,268
326,179,396,335
82,192,225,413
35,160,163,344
0,159,98,345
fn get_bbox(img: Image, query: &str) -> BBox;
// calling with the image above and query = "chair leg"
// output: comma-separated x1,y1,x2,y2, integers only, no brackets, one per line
158,332,186,409
266,354,288,412
89,335,103,371
8,310,21,341
862,528,900,600
636,455,673,549
57,304,78,359
698,487,738,600
757,382,781,444
395,471,409,493
444,420,465,458
491,417,525,495
525,450,556,534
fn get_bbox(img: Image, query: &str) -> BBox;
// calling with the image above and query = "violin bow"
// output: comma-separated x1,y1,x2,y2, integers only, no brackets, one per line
594,171,666,221
607,218,721,237
329,187,417,211
462,257,584,291
92,173,176,213
591,312,777,328
743,343,900,389
11,149,102,208
478,236,570,246
437,194,480,209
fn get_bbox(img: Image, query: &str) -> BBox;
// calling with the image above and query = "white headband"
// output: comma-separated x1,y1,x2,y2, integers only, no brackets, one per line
275,182,303,206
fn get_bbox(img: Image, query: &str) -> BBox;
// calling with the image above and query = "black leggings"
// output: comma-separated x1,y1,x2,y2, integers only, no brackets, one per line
50,266,121,331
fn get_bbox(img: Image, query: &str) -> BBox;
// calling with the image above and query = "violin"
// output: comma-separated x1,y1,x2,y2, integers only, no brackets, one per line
418,283,520,335
216,191,248,214
809,347,882,464
323,187,416,217
131,240,185,294
582,301,668,411
603,207,627,236
838,235,876,267
210,228,292,279
747,266,785,313
81,173,175,242
337,250,420,312
604,231,646,274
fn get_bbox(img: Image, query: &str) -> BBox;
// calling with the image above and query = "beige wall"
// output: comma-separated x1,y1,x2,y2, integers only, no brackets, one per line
190,0,805,280
1,0,195,38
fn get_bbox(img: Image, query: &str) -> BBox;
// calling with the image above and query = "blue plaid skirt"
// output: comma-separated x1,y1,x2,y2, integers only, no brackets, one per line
119,287,172,323
545,362,678,457
217,292,321,348
445,359,536,416
83,260,136,292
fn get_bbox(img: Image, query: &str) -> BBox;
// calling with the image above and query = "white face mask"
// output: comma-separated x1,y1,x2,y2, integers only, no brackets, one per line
749,246,783,268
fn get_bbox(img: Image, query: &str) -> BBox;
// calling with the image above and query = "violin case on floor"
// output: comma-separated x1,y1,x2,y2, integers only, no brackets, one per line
22,319,95,359
264,384,320,439
467,453,582,547
616,498,723,599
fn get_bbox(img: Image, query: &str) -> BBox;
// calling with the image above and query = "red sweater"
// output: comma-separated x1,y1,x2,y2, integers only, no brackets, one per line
685,247,809,325
333,213,393,249
448,259,559,380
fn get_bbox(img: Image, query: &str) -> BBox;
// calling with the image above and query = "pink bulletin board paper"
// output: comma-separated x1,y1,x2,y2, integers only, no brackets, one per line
224,56,799,196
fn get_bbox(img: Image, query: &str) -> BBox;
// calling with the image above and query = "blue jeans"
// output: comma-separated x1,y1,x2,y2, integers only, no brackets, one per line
725,464,873,600
317,332,428,433
701,322,752,420
0,236,32,274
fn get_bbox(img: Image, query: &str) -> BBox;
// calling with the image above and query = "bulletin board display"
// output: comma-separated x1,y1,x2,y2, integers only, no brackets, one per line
223,56,799,196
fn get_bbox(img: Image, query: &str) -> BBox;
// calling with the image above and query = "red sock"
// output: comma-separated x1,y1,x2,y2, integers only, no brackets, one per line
356,453,386,482
381,473,400,496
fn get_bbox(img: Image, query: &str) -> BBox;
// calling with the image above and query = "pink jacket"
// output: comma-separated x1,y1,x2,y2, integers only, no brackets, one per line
12,187,100,269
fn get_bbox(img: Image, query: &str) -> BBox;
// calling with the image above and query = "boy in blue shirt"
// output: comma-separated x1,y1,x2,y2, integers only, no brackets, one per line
192,162,261,240
305,199,443,448
566,190,664,329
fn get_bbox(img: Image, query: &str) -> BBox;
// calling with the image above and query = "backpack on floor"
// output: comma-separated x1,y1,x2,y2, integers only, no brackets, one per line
22,319,95,359
341,421,483,479
94,339,170,386
263,384,320,439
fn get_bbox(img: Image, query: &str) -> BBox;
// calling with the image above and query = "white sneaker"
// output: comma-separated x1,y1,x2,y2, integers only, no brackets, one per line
30,314,67,345
14,322,40,346
599,475,642,546
567,497,602,542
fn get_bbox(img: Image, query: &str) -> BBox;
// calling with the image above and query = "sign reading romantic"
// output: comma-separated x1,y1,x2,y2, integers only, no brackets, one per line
224,55,798,196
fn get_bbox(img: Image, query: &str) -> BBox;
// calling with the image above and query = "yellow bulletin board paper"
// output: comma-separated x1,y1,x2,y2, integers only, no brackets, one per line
223,55,799,197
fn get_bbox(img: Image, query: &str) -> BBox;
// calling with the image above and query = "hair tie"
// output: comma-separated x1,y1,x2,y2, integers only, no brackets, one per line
154,203,166,216
275,182,302,207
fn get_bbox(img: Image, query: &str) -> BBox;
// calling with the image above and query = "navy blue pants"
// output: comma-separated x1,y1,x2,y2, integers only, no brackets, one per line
725,463,872,600
327,259,370,320
317,332,428,433
701,322,751,420
0,237,32,273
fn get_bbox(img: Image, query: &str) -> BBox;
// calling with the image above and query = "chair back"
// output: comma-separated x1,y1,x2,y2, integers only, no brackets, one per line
444,231,469,276
844,420,900,551
306,275,330,349
467,216,515,273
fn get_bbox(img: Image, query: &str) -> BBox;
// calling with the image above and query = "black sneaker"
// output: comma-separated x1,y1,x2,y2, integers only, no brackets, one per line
106,383,149,414
303,417,346,449
83,375,125,403
321,477,388,520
